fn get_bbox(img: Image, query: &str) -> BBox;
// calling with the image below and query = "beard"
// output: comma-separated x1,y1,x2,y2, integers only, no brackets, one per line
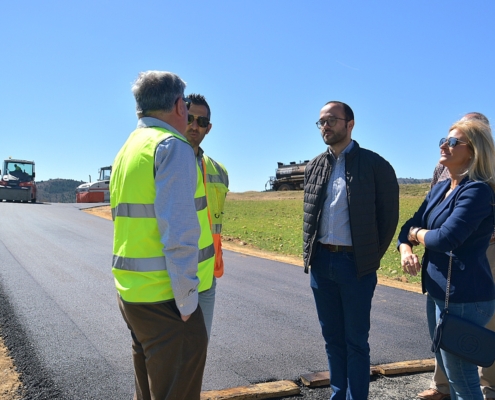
322,127,348,146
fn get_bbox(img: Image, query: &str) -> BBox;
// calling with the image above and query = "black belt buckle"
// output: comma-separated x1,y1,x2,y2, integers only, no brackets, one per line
321,243,353,252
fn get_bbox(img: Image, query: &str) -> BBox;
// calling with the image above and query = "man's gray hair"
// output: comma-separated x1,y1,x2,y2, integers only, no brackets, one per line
132,71,186,115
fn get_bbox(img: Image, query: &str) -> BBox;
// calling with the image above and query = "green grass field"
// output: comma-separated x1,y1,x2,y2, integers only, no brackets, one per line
222,184,430,284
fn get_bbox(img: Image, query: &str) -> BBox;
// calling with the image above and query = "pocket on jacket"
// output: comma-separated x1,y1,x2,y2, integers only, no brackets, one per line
431,252,465,271
210,183,228,217
450,254,465,271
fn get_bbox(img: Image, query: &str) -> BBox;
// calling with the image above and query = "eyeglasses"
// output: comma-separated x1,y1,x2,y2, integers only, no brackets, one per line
316,117,348,129
439,137,469,148
176,96,191,110
188,114,210,128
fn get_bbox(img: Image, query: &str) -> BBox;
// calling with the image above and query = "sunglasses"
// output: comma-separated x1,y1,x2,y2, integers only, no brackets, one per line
188,114,210,128
439,137,469,148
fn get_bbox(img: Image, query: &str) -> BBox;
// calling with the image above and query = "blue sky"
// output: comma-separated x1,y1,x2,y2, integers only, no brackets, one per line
2,0,494,192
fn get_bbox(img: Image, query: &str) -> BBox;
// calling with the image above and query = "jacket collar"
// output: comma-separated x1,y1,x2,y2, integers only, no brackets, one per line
425,176,470,227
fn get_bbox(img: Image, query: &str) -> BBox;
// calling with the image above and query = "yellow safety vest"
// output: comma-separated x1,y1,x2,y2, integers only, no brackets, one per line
202,154,229,278
111,127,214,303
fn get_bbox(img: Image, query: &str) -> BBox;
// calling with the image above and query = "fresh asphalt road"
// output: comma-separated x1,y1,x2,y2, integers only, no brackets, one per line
0,202,433,399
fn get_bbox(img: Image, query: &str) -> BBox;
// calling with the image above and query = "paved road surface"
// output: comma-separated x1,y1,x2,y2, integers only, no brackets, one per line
0,202,433,399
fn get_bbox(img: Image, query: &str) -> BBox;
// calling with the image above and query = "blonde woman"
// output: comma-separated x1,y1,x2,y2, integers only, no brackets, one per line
398,118,495,400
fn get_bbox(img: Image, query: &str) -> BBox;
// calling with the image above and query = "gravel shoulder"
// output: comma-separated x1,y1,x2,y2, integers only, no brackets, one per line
0,341,22,400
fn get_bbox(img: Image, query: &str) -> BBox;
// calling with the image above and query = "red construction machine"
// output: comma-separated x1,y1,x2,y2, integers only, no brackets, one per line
0,158,37,203
75,166,112,203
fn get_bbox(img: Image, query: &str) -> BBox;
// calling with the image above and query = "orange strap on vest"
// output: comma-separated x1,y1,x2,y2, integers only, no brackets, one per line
202,158,224,278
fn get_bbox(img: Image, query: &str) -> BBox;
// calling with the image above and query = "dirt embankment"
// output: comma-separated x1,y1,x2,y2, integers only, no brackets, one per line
0,341,22,399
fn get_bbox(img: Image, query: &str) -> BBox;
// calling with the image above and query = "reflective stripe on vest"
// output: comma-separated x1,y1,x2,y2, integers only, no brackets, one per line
211,224,222,234
111,127,214,303
112,243,215,271
112,196,208,220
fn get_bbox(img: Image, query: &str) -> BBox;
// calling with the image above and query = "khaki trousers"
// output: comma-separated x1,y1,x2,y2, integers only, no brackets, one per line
118,295,208,400
431,242,495,397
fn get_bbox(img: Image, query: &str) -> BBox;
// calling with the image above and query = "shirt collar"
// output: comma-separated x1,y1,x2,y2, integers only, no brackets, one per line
137,117,185,138
328,140,355,160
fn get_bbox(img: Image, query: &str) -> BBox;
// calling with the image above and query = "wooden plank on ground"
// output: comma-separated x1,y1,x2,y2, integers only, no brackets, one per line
301,358,435,387
370,365,382,375
300,371,329,388
200,380,300,400
378,358,435,375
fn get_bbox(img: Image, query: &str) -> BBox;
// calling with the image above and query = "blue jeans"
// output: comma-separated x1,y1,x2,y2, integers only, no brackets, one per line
198,277,216,342
310,246,377,400
427,294,495,400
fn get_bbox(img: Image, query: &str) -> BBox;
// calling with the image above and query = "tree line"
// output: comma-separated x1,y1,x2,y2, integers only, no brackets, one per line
36,179,84,203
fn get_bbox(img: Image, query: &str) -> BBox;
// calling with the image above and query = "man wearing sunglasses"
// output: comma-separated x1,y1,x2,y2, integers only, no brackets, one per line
419,112,495,400
110,71,214,400
184,93,229,341
303,101,399,400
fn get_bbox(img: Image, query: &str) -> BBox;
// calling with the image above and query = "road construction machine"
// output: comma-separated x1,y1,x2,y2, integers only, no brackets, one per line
75,166,112,203
266,160,309,191
0,158,37,202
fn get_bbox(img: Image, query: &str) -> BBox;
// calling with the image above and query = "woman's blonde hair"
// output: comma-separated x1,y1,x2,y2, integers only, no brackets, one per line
449,118,495,191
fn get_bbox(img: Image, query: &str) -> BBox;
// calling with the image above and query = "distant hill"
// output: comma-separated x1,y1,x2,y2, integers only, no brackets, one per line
397,178,431,185
36,179,84,203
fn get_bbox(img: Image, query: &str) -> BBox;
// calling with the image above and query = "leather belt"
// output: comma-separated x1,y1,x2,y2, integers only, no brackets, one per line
320,243,353,253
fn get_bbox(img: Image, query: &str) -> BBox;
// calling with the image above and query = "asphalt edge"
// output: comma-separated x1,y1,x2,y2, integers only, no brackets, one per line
222,242,424,294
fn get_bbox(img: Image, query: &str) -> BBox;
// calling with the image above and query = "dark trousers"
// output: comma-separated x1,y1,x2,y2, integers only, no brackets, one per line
310,245,377,400
118,295,208,400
